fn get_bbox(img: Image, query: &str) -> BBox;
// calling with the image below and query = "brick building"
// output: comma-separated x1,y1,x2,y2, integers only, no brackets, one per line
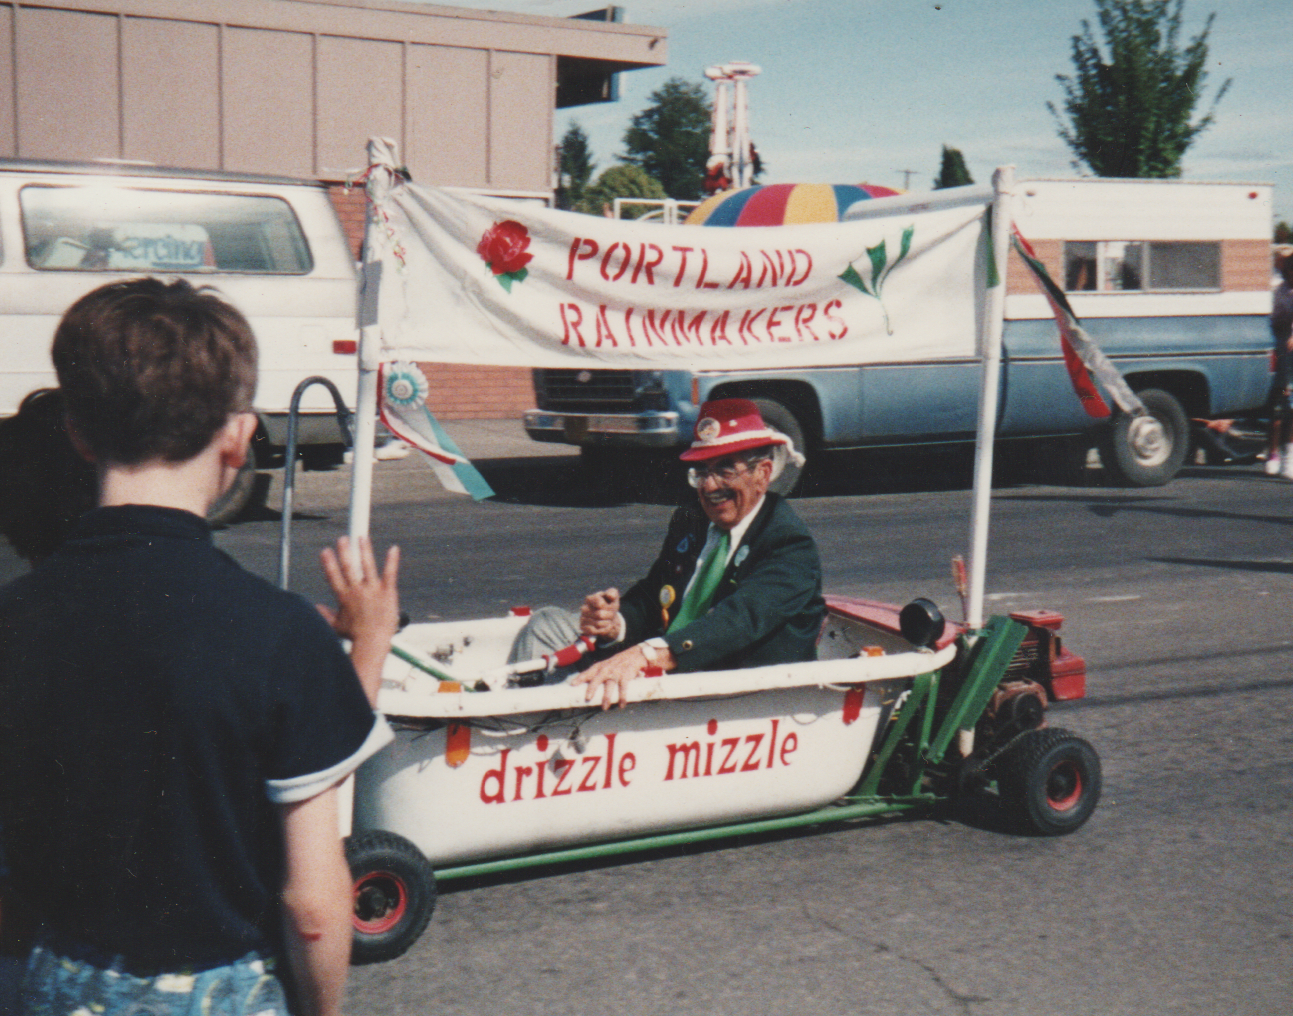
0,0,667,416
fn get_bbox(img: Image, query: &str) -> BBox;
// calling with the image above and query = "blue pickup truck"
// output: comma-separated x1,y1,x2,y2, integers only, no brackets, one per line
524,178,1275,490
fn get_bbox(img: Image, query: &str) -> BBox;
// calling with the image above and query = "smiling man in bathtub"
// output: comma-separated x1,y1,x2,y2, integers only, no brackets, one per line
511,398,825,709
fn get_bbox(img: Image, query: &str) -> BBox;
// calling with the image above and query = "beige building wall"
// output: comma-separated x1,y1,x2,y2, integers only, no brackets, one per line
0,0,665,421
0,0,666,190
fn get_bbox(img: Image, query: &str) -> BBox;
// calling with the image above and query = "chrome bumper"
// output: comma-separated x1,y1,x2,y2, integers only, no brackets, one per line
523,409,681,448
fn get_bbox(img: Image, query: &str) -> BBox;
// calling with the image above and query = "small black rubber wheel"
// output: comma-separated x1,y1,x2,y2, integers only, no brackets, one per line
206,457,259,526
1100,387,1189,487
345,830,437,964
994,727,1101,836
749,397,807,496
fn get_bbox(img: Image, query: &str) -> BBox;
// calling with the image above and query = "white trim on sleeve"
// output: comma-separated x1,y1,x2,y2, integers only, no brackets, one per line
265,712,395,804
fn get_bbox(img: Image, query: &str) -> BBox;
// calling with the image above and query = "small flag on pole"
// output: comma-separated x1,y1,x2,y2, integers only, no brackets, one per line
377,361,495,500
1010,229,1146,420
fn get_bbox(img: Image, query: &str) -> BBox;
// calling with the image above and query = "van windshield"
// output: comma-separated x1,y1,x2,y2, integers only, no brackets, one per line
20,185,313,274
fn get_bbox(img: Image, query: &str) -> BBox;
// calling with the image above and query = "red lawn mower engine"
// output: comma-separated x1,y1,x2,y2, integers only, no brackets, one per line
979,609,1086,745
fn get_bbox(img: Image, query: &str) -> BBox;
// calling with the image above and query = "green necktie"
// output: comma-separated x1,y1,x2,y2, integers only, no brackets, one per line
668,529,730,632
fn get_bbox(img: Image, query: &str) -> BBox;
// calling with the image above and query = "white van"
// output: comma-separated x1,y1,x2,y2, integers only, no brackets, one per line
0,158,359,517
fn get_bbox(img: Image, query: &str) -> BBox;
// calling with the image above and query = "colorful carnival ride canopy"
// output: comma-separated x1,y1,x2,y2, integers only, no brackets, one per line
685,183,904,227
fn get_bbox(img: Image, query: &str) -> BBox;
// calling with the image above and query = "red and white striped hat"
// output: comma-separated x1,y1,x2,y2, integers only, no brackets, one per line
679,398,794,462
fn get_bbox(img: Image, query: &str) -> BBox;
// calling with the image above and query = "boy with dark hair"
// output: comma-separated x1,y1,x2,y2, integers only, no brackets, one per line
0,278,399,1016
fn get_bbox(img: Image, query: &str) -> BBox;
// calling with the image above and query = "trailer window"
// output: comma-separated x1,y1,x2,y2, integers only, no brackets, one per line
1064,240,1220,293
1065,242,1097,291
1147,242,1220,290
20,185,312,274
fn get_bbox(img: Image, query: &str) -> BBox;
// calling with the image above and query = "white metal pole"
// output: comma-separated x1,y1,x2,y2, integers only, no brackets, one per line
731,77,748,188
965,165,1014,628
347,361,378,550
704,68,731,159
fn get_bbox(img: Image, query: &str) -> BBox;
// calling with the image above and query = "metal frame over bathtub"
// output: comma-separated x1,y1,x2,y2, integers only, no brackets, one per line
432,615,1028,884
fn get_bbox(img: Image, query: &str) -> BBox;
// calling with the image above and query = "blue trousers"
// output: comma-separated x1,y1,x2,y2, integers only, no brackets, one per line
19,946,291,1016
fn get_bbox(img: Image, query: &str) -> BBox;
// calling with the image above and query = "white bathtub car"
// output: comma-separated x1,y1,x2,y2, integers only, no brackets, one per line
347,595,1094,962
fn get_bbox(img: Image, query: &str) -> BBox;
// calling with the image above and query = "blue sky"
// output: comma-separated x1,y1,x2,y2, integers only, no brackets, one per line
439,0,1290,223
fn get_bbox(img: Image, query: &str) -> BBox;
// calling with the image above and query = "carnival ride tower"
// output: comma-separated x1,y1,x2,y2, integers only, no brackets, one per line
704,60,761,193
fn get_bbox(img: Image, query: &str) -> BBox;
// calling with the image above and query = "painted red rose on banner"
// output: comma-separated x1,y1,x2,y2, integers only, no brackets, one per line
477,220,533,291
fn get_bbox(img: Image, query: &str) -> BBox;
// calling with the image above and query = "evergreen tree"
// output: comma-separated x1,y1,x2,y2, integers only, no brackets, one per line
622,78,712,200
1276,221,1292,245
1047,0,1230,178
574,164,667,217
556,123,595,210
933,146,974,189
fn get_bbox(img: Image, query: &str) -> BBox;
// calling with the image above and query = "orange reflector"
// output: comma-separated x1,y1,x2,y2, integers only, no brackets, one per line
333,339,358,354
445,722,470,768
437,681,462,694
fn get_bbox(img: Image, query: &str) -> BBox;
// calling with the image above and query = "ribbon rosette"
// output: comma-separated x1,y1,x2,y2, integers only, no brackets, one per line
384,363,430,408
477,220,533,292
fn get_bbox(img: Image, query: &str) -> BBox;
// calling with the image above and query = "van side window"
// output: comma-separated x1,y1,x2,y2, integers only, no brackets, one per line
20,185,313,274
1063,240,1220,293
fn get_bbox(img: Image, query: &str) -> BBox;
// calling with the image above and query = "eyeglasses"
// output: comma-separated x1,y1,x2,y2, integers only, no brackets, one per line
686,456,752,488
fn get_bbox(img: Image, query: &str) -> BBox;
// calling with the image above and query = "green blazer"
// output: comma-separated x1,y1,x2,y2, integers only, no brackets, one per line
619,493,825,673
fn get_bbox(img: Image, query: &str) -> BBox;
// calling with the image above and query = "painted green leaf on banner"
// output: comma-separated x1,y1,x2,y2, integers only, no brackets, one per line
839,223,916,336
867,241,888,289
839,263,873,297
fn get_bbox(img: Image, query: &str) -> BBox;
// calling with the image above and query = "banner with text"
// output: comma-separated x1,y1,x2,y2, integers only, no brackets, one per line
362,170,992,371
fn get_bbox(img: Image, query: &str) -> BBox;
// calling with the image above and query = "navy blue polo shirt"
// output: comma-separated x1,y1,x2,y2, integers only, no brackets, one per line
0,505,390,971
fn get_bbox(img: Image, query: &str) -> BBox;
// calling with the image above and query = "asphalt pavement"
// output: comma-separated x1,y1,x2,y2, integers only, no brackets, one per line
215,434,1293,1016
3,431,1289,1015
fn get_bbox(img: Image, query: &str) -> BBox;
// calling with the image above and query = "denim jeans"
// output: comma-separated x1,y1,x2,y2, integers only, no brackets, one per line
20,946,291,1016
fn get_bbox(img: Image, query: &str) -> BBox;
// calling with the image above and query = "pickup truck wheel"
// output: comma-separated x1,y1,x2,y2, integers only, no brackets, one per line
346,831,437,964
205,457,260,526
749,397,807,496
994,727,1101,836
1100,387,1189,487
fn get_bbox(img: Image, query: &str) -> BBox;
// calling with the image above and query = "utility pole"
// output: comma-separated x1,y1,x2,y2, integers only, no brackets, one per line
897,168,917,190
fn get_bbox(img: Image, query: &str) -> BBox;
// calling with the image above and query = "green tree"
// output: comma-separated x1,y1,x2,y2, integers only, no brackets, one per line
933,146,974,189
622,78,711,200
1276,221,1292,245
556,122,595,210
574,164,667,217
1048,0,1231,178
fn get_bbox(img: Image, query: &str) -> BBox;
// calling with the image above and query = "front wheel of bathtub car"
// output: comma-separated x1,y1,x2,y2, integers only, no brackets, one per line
994,728,1101,836
346,830,437,964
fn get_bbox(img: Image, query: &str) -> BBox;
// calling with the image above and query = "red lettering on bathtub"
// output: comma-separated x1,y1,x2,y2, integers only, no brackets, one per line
479,733,636,804
716,737,739,775
478,719,796,803
664,719,796,782
480,749,510,804
577,755,602,792
551,758,575,796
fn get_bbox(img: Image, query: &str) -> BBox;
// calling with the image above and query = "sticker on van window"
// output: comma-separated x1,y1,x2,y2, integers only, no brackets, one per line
33,224,213,272
109,224,214,271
